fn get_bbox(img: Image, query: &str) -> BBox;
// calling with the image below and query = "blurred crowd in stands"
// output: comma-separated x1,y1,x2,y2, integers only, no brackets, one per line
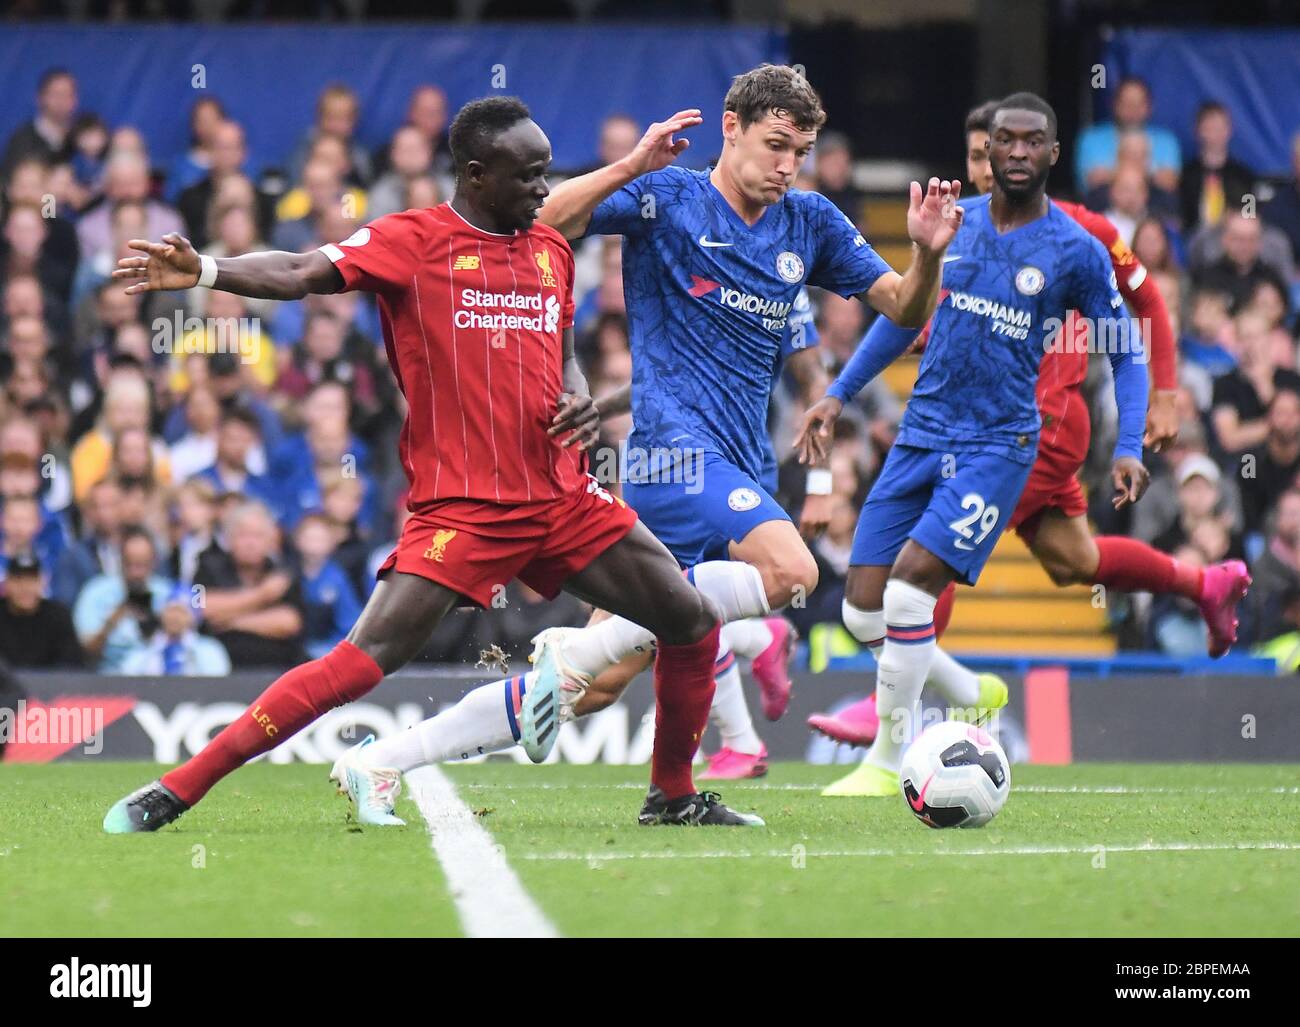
0,67,1298,675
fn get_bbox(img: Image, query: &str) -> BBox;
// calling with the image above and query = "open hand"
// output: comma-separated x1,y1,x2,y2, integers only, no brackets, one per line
112,232,202,294
549,393,600,451
622,109,703,177
907,178,964,255
794,396,843,466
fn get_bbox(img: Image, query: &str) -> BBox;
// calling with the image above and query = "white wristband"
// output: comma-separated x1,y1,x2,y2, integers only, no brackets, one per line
197,253,218,288
806,468,833,495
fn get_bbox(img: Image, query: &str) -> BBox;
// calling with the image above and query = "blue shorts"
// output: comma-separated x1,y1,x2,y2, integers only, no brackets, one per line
850,444,1032,585
622,453,790,568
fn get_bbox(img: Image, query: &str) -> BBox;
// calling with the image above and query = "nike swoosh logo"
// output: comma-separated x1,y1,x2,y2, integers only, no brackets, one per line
698,235,733,248
943,254,962,263
954,539,975,551
909,773,935,812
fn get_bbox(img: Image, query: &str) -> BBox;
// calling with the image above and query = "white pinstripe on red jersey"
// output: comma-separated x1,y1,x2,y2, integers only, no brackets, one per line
322,203,580,506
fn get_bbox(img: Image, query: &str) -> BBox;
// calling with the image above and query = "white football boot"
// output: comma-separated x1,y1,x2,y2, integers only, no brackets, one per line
329,734,406,826
518,626,593,763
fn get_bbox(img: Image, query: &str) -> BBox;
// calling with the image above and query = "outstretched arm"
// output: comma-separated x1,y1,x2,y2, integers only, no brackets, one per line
793,315,921,466
114,232,343,300
860,178,962,327
538,109,702,241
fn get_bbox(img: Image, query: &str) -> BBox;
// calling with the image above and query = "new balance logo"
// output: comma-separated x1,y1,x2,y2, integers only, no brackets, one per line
453,255,480,270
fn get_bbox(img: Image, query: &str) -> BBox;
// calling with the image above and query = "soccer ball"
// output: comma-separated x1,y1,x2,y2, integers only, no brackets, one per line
898,721,1010,828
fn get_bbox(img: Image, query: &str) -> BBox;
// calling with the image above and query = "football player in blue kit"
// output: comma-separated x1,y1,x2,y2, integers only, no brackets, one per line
795,93,1152,796
331,65,964,825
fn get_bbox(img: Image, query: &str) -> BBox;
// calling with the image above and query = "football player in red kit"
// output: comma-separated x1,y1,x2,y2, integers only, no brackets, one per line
104,97,763,830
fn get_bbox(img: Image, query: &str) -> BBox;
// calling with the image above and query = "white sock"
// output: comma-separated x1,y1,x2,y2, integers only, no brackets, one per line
841,600,885,653
560,560,770,679
843,599,978,707
926,648,980,707
707,642,762,754
689,560,770,619
864,580,938,772
721,617,774,660
361,674,527,771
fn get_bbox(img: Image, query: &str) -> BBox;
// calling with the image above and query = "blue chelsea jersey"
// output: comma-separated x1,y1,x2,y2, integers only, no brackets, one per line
901,193,1129,464
587,165,890,480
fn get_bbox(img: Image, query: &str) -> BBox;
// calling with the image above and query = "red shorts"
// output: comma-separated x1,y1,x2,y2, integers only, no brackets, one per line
378,475,638,607
1010,398,1090,543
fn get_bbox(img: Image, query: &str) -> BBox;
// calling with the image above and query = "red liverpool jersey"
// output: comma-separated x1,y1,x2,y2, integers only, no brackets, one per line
1039,199,1176,457
322,204,582,505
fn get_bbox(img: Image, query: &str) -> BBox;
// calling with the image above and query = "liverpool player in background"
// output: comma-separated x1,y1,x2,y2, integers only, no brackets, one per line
103,96,767,831
802,97,1250,779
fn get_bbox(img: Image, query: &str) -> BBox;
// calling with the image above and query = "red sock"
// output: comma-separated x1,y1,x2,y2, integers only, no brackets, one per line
650,622,720,800
1092,536,1203,600
933,582,957,640
162,641,383,806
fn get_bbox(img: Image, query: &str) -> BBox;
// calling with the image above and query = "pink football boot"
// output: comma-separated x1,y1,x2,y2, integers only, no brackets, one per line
751,617,796,721
698,746,769,780
1198,560,1251,658
807,694,879,747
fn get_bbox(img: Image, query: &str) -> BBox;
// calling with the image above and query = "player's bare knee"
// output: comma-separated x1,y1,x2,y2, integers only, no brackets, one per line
759,551,818,610
890,554,951,597
1042,556,1083,587
1034,542,1088,586
656,590,719,646
845,567,887,611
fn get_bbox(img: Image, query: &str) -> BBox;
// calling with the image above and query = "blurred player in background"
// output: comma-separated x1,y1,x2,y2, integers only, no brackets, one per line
103,96,765,832
339,65,964,816
806,98,1252,755
796,94,1152,797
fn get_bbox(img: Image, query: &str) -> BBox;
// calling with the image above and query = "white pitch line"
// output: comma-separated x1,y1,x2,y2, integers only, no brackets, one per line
517,841,1300,862
453,781,1300,796
406,766,559,939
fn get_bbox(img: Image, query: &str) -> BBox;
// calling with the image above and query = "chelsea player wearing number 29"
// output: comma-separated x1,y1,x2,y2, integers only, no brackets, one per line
796,94,1152,797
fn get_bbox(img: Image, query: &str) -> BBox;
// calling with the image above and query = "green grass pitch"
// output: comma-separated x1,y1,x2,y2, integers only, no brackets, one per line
2,761,1296,937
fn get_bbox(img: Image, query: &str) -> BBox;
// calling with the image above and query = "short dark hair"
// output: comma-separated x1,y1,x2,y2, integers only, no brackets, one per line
992,92,1058,141
221,405,262,434
37,68,74,93
965,99,1000,136
120,524,155,554
724,64,826,133
1117,75,1151,98
448,96,532,176
1196,100,1229,125
1269,386,1300,413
